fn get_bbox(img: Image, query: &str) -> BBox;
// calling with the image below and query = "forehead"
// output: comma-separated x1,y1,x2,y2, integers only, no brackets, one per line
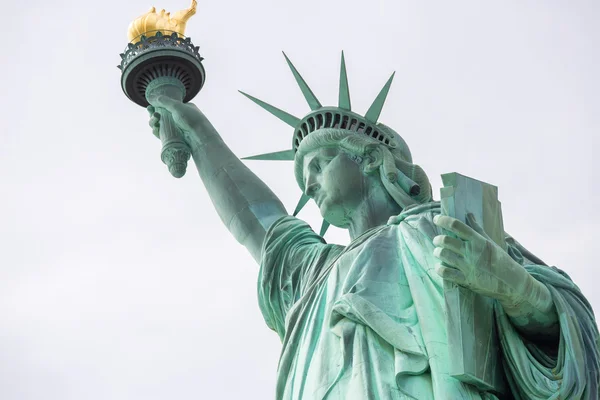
302,147,340,168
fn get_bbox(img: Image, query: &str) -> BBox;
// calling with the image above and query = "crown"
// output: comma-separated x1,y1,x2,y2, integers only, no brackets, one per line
239,52,396,236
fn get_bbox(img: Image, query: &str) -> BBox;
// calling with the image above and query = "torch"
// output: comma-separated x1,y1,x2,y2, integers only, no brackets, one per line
117,0,205,178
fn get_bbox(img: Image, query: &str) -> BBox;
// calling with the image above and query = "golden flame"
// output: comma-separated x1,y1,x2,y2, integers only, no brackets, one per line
127,0,197,43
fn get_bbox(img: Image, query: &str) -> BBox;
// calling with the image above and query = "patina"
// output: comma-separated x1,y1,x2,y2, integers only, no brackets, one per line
121,4,600,398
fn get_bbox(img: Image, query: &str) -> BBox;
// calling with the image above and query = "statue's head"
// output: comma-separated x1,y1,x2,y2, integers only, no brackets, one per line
241,52,432,233
294,125,432,228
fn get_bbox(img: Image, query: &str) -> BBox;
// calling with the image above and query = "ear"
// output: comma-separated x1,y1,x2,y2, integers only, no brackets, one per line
363,145,383,174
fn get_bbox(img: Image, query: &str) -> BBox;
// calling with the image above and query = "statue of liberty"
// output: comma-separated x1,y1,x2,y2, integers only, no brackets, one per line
143,52,599,399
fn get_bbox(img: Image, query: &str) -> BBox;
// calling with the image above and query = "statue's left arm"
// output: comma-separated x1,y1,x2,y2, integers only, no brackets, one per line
432,213,559,338
433,214,600,398
497,273,558,340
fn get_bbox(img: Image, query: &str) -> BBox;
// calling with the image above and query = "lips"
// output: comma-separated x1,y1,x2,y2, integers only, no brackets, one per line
313,193,323,207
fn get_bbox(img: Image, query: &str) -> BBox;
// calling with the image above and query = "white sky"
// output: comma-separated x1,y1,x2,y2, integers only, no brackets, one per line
1,0,598,399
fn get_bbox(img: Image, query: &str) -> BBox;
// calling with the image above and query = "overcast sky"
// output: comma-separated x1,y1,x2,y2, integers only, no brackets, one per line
1,0,598,399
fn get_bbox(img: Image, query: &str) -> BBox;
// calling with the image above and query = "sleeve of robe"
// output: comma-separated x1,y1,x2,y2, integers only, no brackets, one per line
495,240,600,399
257,216,343,340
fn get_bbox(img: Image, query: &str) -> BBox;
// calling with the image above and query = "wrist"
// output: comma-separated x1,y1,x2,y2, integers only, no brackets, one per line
500,274,553,316
499,273,559,338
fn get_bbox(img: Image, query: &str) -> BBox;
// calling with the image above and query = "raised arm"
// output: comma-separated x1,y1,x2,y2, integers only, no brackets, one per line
148,95,287,264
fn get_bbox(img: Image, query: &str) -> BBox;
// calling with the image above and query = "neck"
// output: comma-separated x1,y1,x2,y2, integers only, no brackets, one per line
347,184,403,240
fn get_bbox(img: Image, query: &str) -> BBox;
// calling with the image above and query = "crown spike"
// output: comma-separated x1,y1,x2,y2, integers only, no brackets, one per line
338,51,351,110
239,90,301,128
293,194,311,216
319,220,330,237
364,72,395,123
282,52,322,111
242,149,295,161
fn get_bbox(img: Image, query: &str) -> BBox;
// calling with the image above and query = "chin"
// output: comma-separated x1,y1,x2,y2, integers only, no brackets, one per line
320,202,349,228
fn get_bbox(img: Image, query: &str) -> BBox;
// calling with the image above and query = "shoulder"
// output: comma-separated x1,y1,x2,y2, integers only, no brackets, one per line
386,202,443,242
261,215,343,270
264,215,327,249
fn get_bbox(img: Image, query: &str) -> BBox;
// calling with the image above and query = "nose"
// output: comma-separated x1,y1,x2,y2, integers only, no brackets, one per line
304,172,320,197
305,183,319,197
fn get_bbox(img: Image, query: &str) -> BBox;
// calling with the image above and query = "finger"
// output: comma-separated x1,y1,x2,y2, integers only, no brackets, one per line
151,95,181,114
147,105,155,116
148,112,161,138
435,263,467,285
148,114,160,129
433,235,464,255
433,247,467,271
433,215,474,241
466,213,492,241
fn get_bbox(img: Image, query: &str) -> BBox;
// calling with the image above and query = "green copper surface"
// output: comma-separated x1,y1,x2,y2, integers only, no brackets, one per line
440,173,505,393
282,52,322,111
318,219,330,237
239,55,400,156
241,149,295,161
145,76,191,178
292,194,310,217
238,90,301,128
141,55,600,400
365,72,395,123
338,51,351,111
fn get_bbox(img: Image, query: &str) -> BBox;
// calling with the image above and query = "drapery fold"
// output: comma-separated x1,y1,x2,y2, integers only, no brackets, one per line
257,205,599,399
494,263,599,399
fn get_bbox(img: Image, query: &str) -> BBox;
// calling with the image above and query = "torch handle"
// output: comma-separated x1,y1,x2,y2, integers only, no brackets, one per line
156,107,191,178
145,77,191,178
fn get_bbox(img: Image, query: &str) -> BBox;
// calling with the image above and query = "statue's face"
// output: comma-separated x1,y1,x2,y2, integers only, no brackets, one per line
302,147,371,228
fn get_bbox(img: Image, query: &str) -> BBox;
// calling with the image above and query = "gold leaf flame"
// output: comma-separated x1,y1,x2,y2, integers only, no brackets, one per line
127,0,197,43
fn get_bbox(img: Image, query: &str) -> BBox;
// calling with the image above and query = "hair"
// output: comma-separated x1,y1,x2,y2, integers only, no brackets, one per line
294,126,432,209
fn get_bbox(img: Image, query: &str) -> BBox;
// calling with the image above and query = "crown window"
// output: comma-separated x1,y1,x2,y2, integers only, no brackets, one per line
332,113,341,129
316,113,324,129
324,112,333,128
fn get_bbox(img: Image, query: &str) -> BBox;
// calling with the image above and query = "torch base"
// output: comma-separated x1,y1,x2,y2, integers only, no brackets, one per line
161,143,191,179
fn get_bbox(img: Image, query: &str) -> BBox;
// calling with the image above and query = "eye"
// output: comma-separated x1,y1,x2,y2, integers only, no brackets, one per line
319,158,332,170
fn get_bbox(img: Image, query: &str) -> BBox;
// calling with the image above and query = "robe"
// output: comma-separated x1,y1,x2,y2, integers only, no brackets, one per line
258,203,599,399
